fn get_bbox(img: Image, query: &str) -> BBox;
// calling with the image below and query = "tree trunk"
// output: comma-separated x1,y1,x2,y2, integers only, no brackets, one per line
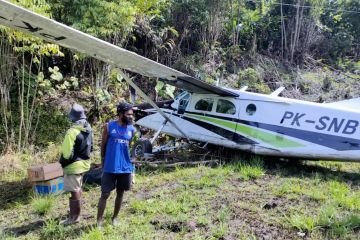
0,34,15,152
229,0,236,46
17,52,25,151
280,0,286,60
290,0,303,63
251,33,257,56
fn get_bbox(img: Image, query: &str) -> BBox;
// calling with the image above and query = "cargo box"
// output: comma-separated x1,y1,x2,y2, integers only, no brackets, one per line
28,162,63,182
33,177,64,194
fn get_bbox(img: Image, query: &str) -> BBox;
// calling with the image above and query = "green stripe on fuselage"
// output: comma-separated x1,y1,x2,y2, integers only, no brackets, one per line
185,113,304,148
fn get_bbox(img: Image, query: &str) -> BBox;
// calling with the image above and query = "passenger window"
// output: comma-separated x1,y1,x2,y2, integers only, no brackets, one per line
195,98,214,111
216,99,236,115
246,104,256,115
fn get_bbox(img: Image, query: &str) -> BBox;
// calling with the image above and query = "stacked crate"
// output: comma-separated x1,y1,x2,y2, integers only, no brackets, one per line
28,163,64,194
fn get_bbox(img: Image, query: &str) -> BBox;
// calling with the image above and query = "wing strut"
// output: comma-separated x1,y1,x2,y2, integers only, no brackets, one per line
118,70,189,140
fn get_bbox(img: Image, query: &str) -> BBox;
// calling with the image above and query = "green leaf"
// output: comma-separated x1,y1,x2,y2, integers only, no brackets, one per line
64,81,71,87
333,14,342,23
36,72,44,83
165,84,175,98
70,77,79,88
50,72,63,82
155,81,164,93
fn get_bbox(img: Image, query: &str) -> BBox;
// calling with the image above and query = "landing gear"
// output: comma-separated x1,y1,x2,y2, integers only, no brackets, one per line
132,115,190,161
131,139,153,159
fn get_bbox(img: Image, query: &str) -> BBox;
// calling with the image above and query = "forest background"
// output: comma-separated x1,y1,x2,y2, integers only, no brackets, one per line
0,0,359,153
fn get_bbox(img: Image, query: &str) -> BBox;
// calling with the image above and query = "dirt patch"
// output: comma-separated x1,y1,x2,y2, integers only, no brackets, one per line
151,219,197,233
3,220,45,237
230,208,298,239
262,198,281,210
206,175,300,239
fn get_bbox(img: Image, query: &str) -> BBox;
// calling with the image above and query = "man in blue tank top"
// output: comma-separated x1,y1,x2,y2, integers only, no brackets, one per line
97,102,136,227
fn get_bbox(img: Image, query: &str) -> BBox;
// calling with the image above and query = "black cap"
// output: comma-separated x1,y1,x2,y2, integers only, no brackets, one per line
68,103,86,122
117,102,133,115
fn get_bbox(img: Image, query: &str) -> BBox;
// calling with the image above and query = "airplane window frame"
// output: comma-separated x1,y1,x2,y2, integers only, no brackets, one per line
215,99,236,115
194,98,214,112
178,92,190,114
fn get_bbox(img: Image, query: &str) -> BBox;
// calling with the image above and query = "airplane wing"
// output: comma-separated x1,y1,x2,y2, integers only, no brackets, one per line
0,0,238,97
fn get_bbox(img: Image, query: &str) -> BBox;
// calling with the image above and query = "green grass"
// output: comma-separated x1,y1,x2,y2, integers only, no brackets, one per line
0,152,359,240
316,204,360,238
211,207,231,238
274,178,305,199
41,218,68,240
287,213,316,232
0,229,14,240
211,222,229,239
81,228,104,240
217,206,231,223
231,156,266,180
278,175,360,238
31,194,56,216
286,203,360,238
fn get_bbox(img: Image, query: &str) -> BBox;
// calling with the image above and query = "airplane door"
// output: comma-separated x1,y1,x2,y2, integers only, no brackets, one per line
233,98,243,143
211,98,238,142
233,99,257,145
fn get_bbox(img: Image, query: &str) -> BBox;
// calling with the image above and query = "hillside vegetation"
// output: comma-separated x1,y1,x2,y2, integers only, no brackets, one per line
0,0,359,239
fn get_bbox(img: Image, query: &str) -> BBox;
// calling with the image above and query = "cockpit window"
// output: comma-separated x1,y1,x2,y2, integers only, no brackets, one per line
175,91,189,100
195,98,214,111
216,99,236,115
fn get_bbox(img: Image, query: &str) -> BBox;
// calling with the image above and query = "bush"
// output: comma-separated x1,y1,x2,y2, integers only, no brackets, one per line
237,68,270,93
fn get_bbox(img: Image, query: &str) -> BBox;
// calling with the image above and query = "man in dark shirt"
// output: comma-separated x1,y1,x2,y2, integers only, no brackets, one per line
59,103,93,225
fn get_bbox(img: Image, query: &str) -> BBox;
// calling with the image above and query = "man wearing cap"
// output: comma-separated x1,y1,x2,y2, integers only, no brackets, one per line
59,103,93,225
97,102,136,227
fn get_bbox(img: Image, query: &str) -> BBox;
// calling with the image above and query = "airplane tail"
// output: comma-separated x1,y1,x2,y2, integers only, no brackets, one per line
326,97,360,110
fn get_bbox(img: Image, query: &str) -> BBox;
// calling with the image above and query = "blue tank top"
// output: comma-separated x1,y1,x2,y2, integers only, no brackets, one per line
103,121,135,174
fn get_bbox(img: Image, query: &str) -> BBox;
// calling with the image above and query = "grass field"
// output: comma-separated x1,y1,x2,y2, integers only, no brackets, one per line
0,155,359,240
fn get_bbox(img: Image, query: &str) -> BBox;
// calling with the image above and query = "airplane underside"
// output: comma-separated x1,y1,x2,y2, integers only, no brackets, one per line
136,110,360,162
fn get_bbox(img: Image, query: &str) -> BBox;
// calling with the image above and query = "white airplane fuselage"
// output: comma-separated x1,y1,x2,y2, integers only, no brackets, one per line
137,90,360,162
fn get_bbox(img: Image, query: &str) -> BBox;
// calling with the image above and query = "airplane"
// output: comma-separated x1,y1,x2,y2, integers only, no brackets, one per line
1,0,360,162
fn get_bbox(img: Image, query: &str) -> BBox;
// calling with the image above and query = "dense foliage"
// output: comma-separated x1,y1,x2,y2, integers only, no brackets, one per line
0,0,359,152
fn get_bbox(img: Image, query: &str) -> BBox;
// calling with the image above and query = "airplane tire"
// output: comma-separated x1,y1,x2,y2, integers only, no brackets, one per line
131,139,152,158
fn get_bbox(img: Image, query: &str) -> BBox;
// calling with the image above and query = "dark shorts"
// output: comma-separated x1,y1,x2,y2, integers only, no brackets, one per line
101,172,132,193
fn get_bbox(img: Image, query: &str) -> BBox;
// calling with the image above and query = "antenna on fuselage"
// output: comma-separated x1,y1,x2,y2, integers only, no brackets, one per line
270,86,285,96
239,86,248,91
